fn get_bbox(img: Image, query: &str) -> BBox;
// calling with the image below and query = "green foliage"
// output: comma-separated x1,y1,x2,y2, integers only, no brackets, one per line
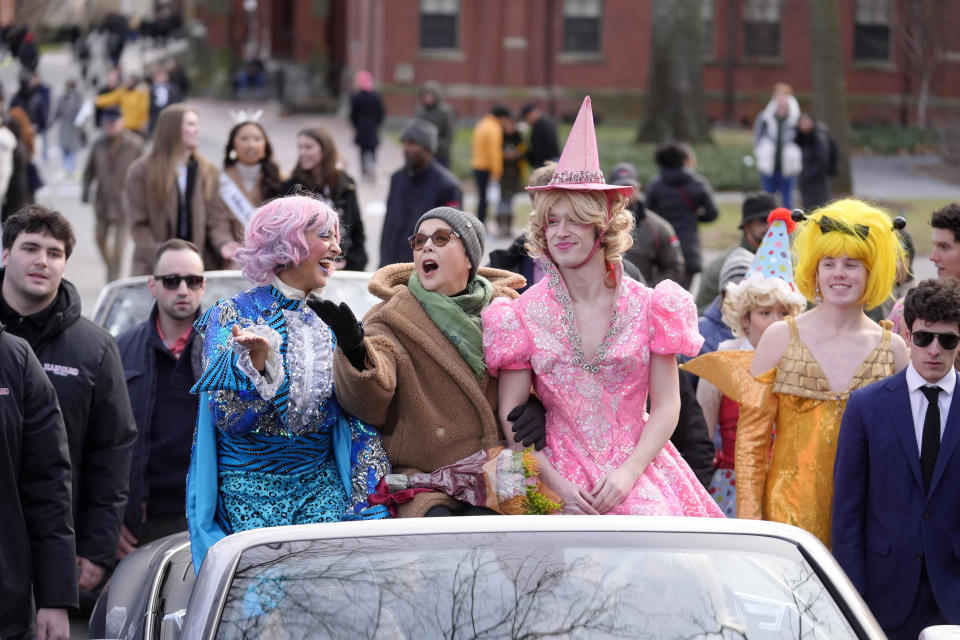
451,124,761,192
525,484,563,515
848,127,938,155
519,447,563,514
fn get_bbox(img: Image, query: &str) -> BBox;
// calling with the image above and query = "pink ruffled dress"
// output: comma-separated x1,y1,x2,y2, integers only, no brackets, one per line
482,268,724,518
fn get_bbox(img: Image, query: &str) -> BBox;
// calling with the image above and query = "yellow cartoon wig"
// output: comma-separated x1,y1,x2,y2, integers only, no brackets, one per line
793,198,903,310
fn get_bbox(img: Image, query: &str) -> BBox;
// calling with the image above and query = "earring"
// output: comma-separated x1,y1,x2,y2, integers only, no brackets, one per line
229,149,238,161
814,281,823,304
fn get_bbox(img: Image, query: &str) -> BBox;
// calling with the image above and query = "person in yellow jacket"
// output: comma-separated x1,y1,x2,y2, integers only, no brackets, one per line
94,73,149,135
470,105,511,226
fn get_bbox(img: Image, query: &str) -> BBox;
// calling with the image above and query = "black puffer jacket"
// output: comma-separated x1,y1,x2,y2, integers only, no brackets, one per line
644,167,718,275
795,125,833,210
0,323,77,640
0,271,135,569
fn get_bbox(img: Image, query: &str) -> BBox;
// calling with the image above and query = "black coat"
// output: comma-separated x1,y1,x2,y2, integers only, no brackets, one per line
795,126,833,210
526,115,560,168
672,371,715,489
116,305,203,537
349,90,384,150
644,168,718,274
379,160,463,267
0,324,77,639
10,83,49,131
0,272,135,569
283,171,368,271
487,234,537,293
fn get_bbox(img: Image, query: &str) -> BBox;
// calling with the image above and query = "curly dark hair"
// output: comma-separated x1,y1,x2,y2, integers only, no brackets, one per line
903,277,960,333
223,121,284,200
2,204,76,258
930,202,960,242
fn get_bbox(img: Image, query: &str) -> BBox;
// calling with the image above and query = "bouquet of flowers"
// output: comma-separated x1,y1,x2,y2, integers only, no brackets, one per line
370,446,562,516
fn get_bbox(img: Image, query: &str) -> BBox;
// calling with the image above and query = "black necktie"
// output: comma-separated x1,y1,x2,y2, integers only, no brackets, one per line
920,385,942,493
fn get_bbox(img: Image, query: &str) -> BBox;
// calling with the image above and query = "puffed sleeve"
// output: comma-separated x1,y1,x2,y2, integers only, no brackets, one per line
190,299,282,434
481,297,532,377
191,299,285,399
648,280,704,358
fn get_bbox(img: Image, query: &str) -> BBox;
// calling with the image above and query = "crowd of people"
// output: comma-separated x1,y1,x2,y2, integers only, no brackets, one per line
0,47,958,640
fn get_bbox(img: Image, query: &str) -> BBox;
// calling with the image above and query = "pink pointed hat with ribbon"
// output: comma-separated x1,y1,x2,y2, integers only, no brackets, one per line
526,96,634,197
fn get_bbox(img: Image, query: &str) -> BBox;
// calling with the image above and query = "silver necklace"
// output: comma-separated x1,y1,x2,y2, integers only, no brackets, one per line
547,264,620,374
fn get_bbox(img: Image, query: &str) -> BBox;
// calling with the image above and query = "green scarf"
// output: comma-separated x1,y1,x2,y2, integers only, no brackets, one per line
408,271,494,379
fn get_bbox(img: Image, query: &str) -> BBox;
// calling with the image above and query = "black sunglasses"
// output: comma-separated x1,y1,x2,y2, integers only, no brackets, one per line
911,331,960,350
154,274,205,290
408,228,461,251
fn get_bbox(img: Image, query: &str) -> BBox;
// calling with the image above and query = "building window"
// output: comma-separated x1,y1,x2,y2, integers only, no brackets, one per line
420,0,459,50
702,0,715,59
854,0,891,61
743,0,781,58
563,0,602,53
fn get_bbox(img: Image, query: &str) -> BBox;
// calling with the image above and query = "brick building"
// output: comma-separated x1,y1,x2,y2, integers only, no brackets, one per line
198,0,960,125
195,0,348,106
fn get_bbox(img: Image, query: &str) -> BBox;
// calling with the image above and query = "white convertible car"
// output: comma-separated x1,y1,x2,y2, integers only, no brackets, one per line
90,515,897,640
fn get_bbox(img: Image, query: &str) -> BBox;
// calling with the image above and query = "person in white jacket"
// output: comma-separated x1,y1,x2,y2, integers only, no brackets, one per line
752,83,802,209
0,124,16,203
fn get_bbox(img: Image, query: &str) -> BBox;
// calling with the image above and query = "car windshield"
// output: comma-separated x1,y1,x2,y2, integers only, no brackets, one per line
215,531,857,640
94,271,380,337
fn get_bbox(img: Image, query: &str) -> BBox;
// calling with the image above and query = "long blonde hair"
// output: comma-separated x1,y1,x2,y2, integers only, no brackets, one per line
147,104,217,204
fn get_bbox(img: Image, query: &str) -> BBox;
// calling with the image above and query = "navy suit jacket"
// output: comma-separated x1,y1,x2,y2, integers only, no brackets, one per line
832,369,960,629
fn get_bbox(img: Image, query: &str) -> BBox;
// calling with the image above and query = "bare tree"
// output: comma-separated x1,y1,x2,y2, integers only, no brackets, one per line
894,0,952,128
637,0,711,143
808,0,853,194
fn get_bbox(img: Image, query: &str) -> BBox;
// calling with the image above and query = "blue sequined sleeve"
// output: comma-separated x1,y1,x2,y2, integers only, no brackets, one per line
191,299,277,434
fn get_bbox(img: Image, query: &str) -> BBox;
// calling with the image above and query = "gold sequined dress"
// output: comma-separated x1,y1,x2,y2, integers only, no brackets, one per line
734,317,895,546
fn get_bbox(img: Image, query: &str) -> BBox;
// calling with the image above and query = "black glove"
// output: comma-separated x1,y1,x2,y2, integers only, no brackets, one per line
506,394,546,450
307,298,367,371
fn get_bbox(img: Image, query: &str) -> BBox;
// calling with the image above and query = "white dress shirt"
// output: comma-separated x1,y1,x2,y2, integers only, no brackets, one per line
905,363,956,454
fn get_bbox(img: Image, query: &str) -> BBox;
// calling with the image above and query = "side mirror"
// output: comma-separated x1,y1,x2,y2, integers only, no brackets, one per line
920,625,960,640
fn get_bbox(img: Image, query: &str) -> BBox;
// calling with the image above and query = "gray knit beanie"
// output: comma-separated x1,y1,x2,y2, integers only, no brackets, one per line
719,247,755,291
401,118,439,154
415,207,485,281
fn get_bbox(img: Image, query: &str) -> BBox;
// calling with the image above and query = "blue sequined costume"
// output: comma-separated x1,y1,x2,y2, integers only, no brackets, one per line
186,284,390,570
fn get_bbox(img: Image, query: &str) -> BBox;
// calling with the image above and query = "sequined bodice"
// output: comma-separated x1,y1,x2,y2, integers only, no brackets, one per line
534,275,647,469
773,317,895,400
485,271,699,471
199,286,338,436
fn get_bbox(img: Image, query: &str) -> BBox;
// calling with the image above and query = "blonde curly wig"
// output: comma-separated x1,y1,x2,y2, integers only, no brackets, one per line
525,189,633,266
721,272,807,338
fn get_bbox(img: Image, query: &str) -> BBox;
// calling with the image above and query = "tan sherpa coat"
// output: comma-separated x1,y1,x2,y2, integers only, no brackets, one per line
334,263,525,517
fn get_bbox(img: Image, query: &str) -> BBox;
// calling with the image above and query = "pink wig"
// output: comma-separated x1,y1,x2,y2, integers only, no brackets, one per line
236,196,340,285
